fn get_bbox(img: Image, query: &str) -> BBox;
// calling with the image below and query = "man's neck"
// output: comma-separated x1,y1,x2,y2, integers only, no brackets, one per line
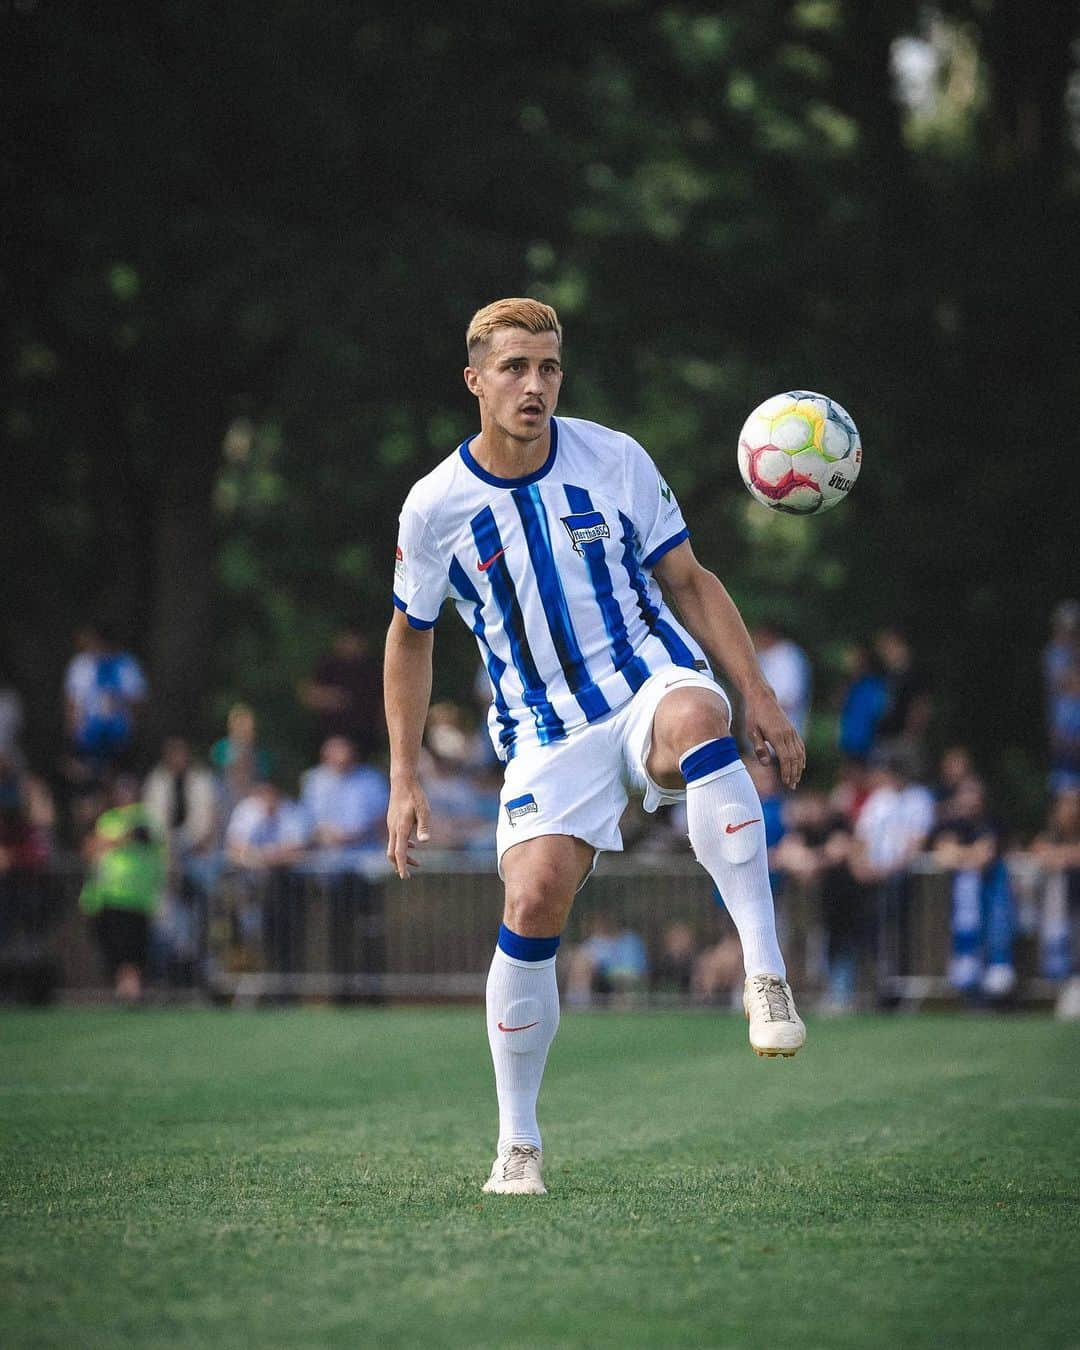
470,422,551,479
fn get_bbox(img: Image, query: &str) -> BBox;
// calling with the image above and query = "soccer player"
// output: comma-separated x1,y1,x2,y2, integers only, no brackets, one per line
385,298,806,1196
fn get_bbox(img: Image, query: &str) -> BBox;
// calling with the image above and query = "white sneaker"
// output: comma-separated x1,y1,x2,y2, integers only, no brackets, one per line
481,1144,547,1196
744,974,806,1058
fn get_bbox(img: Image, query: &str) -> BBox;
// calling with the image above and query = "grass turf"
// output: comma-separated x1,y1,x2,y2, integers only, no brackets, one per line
1,1009,1078,1349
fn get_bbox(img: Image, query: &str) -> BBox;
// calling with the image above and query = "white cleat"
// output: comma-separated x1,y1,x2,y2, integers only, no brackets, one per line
481,1144,547,1196
744,974,806,1058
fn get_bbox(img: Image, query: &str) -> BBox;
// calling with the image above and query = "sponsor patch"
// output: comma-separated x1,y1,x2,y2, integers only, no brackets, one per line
505,792,539,825
561,510,610,554
394,545,405,583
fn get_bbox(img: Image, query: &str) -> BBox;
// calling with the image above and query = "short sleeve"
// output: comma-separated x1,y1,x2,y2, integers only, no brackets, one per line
393,493,449,630
622,436,690,569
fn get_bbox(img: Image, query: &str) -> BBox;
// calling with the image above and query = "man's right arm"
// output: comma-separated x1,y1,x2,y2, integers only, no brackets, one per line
384,609,434,878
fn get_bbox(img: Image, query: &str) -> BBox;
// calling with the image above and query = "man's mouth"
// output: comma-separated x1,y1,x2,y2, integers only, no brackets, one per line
520,402,543,416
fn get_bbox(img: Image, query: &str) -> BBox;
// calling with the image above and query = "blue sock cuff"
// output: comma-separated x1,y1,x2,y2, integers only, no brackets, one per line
680,735,740,784
498,924,560,962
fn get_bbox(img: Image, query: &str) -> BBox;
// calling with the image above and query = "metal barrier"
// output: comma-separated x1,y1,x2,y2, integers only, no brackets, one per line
0,852,1069,1006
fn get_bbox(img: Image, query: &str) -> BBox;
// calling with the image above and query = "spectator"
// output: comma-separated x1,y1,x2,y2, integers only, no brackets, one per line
210,703,274,818
1048,662,1080,794
753,622,812,737
63,624,147,770
0,751,55,840
854,749,935,881
565,911,648,1007
775,791,865,1011
746,757,786,851
935,745,975,810
1043,599,1080,727
79,776,166,1002
300,735,388,856
144,736,220,858
853,747,935,997
873,627,933,774
62,624,148,835
299,736,389,994
226,780,308,870
226,780,309,980
930,777,1016,999
829,756,871,825
1029,789,1080,995
298,626,384,759
143,736,221,982
691,910,745,1006
837,642,887,762
650,920,697,998
418,704,498,852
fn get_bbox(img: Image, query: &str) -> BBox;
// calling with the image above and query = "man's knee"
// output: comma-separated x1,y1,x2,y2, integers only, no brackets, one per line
650,688,732,782
504,861,574,936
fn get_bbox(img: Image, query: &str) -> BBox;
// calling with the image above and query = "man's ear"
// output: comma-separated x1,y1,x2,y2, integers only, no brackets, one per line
464,366,482,398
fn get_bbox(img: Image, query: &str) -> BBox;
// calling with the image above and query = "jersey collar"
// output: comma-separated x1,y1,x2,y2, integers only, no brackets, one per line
458,417,559,488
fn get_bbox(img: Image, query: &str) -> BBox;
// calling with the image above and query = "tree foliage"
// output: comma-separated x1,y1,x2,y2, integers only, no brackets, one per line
3,0,1078,806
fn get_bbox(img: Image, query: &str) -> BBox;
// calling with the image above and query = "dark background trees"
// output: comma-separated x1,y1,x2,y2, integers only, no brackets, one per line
3,0,1078,813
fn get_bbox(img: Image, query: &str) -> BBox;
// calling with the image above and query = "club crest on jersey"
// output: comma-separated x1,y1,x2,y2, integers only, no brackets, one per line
561,510,610,554
505,792,538,825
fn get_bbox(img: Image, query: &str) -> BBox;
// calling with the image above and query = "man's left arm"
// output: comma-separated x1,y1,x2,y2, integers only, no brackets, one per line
652,540,806,789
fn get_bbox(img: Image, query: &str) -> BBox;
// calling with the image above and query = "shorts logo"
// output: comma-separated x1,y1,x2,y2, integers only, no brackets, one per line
561,510,610,554
505,792,538,825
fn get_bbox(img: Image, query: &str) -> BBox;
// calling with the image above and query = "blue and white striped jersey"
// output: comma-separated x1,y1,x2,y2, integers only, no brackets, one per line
393,416,707,760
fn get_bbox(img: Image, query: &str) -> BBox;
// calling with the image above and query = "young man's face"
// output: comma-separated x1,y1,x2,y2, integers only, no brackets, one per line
464,327,563,445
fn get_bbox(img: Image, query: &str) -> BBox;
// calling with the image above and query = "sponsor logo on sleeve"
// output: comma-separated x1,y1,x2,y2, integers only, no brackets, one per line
394,545,406,584
560,511,610,555
505,792,539,825
659,475,673,503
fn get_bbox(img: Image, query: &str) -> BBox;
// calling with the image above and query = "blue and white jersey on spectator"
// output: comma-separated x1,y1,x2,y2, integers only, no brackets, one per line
393,416,708,760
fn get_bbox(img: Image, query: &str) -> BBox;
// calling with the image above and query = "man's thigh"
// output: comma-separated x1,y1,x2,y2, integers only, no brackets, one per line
501,834,597,935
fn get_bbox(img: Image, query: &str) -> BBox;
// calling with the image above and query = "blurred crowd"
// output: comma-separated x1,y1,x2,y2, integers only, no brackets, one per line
0,604,1078,1010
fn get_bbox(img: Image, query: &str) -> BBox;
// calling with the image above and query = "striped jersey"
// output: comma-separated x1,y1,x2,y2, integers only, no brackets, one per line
393,416,708,760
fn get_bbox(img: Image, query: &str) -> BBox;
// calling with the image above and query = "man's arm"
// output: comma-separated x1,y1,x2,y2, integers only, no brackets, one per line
384,610,435,878
652,540,805,789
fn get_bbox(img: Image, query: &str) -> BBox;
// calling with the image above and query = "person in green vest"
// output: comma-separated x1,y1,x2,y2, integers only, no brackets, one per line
80,775,166,1003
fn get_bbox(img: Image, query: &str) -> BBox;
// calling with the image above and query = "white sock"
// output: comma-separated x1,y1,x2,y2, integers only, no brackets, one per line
682,748,786,979
486,944,560,1153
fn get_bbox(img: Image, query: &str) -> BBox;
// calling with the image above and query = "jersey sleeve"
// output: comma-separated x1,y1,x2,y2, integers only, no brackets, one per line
623,435,690,569
393,493,449,629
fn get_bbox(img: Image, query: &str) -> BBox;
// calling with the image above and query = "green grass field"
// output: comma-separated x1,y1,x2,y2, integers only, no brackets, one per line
2,1009,1078,1349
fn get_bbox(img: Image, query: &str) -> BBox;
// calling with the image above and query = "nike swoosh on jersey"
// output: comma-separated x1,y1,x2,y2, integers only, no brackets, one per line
497,1020,539,1032
477,549,506,571
725,819,760,834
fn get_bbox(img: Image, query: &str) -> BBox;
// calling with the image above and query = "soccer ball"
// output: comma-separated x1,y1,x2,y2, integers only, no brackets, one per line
737,391,862,515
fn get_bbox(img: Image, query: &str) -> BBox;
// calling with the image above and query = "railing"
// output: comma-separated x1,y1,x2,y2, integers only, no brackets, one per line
0,851,1071,1006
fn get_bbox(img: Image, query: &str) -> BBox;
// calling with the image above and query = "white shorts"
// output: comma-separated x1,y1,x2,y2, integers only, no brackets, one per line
496,668,731,878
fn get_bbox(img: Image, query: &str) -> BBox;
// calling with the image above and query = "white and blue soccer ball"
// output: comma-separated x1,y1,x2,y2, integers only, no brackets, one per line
737,390,862,515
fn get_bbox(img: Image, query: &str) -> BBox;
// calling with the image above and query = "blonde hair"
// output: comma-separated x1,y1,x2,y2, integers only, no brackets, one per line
466,297,562,365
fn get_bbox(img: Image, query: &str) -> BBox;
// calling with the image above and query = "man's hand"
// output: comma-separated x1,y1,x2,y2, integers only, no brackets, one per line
743,682,805,790
386,778,431,879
